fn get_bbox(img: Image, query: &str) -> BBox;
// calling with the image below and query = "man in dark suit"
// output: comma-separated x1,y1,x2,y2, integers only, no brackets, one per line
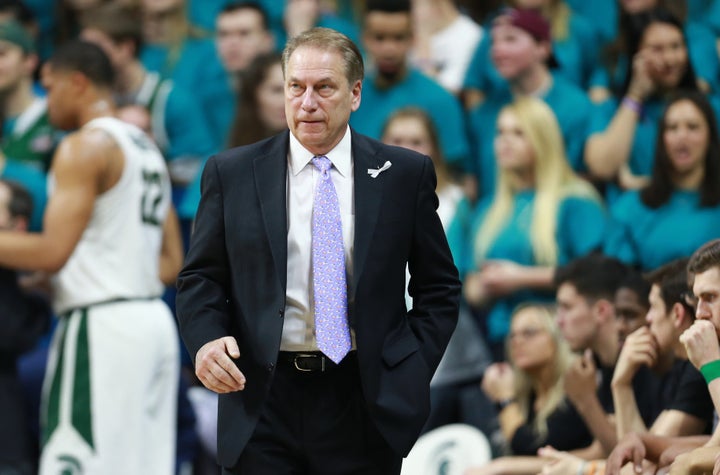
176,26,461,474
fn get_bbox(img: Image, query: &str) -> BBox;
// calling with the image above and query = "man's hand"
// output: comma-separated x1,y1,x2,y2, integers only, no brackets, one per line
607,432,646,475
613,327,657,386
195,336,246,394
680,320,720,370
538,446,585,475
564,349,598,410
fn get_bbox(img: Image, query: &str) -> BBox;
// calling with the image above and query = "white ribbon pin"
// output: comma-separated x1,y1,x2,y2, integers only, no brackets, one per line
367,161,392,178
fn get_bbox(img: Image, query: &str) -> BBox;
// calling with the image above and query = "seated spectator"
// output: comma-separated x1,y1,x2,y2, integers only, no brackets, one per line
467,304,593,475
0,178,50,475
593,0,720,101
80,2,217,189
381,107,463,232
139,0,233,152
179,52,287,221
612,259,712,445
409,0,483,95
349,0,470,170
463,0,601,103
465,7,593,197
554,254,658,457
0,19,60,173
604,91,720,271
584,7,720,201
459,97,605,361
614,270,652,347
280,0,361,50
607,240,720,474
214,1,275,92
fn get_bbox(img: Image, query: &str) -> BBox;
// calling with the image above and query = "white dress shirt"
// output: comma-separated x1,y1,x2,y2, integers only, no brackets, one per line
281,127,356,351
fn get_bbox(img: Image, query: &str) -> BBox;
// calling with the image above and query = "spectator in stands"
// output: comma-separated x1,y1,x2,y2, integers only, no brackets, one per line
0,178,50,475
604,91,720,270
179,52,287,221
0,19,59,172
409,0,483,95
80,2,217,189
460,97,605,361
584,8,720,201
612,259,712,445
381,107,463,231
280,0,361,49
554,254,651,457
350,0,470,170
467,304,592,475
593,0,719,101
615,270,652,347
465,7,593,197
606,240,720,474
139,0,233,152
214,1,274,90
463,0,601,105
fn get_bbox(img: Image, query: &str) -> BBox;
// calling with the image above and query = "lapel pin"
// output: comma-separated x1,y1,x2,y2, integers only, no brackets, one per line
367,161,392,178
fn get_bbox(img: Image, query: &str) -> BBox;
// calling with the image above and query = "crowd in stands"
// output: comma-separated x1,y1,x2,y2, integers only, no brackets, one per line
2,0,720,473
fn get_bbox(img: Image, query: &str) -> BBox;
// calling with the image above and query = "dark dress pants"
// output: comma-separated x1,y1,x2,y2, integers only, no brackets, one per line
224,354,402,475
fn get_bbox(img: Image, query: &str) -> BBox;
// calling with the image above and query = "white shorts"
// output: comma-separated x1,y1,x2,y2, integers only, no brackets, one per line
39,299,180,475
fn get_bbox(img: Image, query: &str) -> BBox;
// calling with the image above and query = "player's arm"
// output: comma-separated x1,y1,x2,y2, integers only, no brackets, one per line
159,204,183,286
0,130,105,271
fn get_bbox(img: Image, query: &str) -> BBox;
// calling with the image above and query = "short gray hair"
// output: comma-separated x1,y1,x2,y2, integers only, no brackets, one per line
281,27,364,86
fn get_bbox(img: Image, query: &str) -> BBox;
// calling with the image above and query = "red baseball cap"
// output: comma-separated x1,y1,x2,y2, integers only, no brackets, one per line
494,8,560,68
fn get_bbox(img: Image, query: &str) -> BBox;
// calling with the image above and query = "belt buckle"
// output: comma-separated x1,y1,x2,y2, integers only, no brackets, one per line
293,353,325,372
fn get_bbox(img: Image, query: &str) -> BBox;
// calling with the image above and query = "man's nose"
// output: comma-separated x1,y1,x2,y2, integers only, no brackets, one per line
301,89,318,110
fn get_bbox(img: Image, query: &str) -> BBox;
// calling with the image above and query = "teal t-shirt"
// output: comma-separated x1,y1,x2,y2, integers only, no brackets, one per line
605,189,720,271
462,190,607,342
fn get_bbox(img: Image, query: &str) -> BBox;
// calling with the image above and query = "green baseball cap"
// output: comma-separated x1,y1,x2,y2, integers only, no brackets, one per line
0,20,35,54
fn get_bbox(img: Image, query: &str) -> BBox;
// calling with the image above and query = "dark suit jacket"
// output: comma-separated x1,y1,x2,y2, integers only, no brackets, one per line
176,130,461,467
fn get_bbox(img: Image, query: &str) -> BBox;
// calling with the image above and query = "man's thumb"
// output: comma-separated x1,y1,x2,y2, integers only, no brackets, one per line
223,337,241,359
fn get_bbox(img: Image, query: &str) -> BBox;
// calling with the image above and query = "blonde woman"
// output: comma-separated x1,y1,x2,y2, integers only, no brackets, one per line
459,96,606,360
465,304,593,475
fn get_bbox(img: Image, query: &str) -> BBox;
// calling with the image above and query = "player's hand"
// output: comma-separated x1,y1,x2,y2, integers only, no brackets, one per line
195,336,246,393
613,327,657,386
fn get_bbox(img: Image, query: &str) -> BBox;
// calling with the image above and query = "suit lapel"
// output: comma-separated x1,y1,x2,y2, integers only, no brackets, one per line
352,132,383,294
253,134,289,291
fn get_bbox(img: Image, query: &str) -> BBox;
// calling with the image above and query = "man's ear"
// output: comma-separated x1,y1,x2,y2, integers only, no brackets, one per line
594,298,614,324
671,302,692,330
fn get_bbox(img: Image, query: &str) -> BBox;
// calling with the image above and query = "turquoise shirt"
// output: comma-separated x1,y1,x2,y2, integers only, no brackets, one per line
349,69,470,168
605,189,720,271
466,73,592,197
565,0,618,44
589,95,720,203
460,190,607,342
141,37,234,152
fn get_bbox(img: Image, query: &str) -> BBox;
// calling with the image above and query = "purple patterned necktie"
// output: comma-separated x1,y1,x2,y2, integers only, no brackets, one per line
311,155,351,363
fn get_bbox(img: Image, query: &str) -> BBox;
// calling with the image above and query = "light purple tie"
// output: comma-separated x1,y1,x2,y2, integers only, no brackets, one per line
311,155,351,363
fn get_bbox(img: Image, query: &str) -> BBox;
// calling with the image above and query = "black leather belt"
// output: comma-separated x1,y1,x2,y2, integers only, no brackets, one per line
278,351,354,373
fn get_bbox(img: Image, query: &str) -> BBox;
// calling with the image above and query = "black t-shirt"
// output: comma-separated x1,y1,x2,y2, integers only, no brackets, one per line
596,355,664,427
658,359,714,431
510,394,594,455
